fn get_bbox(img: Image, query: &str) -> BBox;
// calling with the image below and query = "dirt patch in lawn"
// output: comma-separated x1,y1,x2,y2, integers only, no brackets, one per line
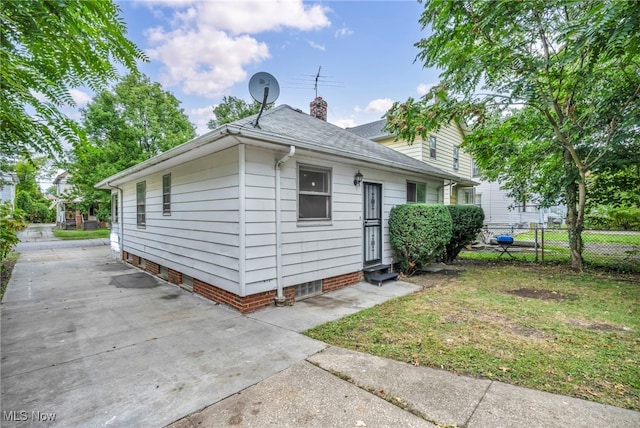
566,318,632,332
507,287,578,302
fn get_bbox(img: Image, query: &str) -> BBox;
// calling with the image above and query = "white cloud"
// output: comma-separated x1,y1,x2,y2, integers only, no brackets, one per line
335,26,353,38
307,40,325,51
192,1,331,35
189,104,215,135
332,117,356,129
365,98,393,113
353,105,362,113
147,26,269,97
142,0,331,98
69,89,92,106
417,83,437,96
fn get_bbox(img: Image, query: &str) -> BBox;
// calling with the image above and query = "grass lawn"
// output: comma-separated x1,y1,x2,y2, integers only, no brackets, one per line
517,230,640,245
52,228,111,240
305,263,640,410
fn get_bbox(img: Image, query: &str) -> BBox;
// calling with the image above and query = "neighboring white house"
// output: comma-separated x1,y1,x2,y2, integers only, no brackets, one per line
346,119,478,206
347,119,568,228
96,105,470,313
0,172,19,209
474,180,566,228
52,171,99,229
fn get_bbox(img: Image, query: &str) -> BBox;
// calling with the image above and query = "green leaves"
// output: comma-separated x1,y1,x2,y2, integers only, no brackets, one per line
207,96,273,129
0,0,146,161
69,73,196,211
389,204,453,274
386,0,640,271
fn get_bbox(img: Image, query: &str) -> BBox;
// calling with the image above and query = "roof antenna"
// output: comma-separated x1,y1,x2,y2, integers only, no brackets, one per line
248,72,280,128
314,66,321,99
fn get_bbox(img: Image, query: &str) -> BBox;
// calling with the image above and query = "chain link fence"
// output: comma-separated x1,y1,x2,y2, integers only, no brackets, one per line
467,223,640,273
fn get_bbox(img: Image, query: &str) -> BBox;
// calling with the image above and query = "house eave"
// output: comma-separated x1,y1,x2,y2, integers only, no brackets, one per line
227,124,460,182
95,127,232,189
96,115,468,189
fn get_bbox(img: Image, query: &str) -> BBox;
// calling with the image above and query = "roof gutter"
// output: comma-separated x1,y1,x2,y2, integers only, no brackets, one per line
228,124,462,183
95,127,231,189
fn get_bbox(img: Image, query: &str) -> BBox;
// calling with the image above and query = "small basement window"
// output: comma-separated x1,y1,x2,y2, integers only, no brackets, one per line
181,274,193,292
295,280,322,299
159,265,168,280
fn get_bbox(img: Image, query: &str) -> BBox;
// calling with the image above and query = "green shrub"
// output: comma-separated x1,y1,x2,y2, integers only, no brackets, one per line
609,207,640,231
585,206,640,230
0,202,26,261
443,205,485,263
389,204,452,275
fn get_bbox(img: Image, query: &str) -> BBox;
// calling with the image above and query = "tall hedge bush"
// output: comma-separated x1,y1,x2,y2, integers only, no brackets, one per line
389,204,452,275
443,205,485,263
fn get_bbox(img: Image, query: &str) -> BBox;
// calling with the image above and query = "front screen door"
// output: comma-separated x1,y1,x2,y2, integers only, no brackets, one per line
363,182,382,265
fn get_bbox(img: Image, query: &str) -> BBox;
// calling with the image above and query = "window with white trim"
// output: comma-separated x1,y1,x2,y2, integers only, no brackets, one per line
162,173,171,215
407,181,426,203
298,164,331,220
453,146,460,170
472,159,480,177
136,181,146,226
429,136,437,159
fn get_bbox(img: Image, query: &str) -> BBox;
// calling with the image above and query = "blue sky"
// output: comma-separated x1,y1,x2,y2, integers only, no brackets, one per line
73,0,440,135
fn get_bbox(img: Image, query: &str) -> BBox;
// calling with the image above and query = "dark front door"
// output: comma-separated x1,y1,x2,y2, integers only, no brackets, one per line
363,182,382,265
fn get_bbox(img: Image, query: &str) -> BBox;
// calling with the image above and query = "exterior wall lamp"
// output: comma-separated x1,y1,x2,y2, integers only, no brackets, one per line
353,170,363,186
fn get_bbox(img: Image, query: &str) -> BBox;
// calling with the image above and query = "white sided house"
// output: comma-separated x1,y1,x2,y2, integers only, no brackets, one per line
96,105,467,313
346,119,478,206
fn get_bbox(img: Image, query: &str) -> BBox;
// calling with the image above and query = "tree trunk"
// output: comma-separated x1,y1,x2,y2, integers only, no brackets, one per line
564,149,583,271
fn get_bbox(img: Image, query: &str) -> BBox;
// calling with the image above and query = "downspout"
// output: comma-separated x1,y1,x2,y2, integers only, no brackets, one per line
274,145,296,305
238,144,246,297
107,182,124,260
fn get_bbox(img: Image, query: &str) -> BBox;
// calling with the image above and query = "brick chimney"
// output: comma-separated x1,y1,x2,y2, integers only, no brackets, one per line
310,96,327,121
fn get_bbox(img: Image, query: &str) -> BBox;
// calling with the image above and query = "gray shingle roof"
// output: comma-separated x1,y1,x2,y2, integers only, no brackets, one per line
231,105,460,181
345,119,390,140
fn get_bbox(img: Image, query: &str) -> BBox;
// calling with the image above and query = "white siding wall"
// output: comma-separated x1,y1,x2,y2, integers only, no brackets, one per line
244,147,445,293
244,148,363,293
378,123,474,205
0,176,16,208
120,143,457,298
121,146,241,293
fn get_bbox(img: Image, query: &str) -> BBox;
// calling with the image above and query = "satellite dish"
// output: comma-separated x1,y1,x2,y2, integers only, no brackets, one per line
248,72,280,128
248,72,280,104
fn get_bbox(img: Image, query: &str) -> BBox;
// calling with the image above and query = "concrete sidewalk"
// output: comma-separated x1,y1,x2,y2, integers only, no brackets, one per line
170,346,640,428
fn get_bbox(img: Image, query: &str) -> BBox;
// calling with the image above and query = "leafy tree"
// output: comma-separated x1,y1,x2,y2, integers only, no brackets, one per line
0,0,146,162
586,138,640,209
13,159,54,223
69,74,196,215
207,96,273,129
385,0,640,271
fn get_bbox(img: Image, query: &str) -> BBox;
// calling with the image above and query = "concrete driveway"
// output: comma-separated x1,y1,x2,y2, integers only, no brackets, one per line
1,237,326,426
